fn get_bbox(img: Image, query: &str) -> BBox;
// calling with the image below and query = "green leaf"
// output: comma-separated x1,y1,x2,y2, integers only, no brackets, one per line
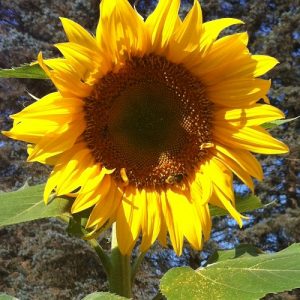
66,209,91,238
206,244,263,265
160,243,300,300
0,184,71,227
0,64,48,79
262,116,299,130
66,210,111,240
0,294,19,300
209,194,262,217
82,292,128,300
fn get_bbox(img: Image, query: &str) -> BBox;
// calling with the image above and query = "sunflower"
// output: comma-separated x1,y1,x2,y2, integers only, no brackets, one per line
3,0,288,255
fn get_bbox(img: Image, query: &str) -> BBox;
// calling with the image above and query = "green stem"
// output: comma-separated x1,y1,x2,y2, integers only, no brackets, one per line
108,223,132,298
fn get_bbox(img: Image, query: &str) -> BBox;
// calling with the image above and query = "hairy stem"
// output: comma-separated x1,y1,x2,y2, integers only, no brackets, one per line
108,223,132,298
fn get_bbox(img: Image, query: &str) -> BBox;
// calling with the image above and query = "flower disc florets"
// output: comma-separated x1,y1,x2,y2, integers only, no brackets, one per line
84,55,212,189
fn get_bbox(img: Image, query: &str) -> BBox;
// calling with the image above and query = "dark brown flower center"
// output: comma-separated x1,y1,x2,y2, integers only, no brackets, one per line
84,55,212,189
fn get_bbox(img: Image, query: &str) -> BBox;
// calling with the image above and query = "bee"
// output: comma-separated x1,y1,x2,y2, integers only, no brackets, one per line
165,173,185,185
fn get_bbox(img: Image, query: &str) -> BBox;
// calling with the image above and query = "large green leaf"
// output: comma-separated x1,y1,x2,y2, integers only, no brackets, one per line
160,243,300,300
209,194,262,217
206,244,263,265
262,116,299,130
82,292,128,300
0,64,48,79
0,184,71,227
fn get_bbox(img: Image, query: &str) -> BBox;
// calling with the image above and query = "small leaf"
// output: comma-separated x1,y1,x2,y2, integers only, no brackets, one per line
66,209,91,238
210,194,262,217
0,64,48,79
66,207,111,240
206,244,263,265
0,184,71,227
160,243,300,300
82,292,128,300
262,116,299,130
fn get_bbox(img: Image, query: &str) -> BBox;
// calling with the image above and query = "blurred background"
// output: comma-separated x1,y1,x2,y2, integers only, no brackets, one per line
0,0,299,299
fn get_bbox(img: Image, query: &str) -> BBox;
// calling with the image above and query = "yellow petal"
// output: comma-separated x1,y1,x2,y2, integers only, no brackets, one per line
71,174,110,213
213,104,285,127
166,188,203,251
263,95,271,104
54,42,99,77
77,167,106,196
202,18,244,41
211,187,244,227
60,17,97,49
197,204,212,241
199,18,244,54
3,120,59,144
252,55,279,77
215,144,263,180
14,92,61,111
206,158,244,227
27,144,59,166
214,125,289,154
214,152,254,191
160,190,183,255
58,159,96,196
238,31,249,45
97,0,149,62
42,58,75,74
27,119,85,162
157,209,168,247
44,166,63,204
190,165,212,205
87,181,122,229
140,190,162,252
145,0,180,53
43,143,86,200
208,157,234,201
37,52,92,98
207,78,271,107
12,100,83,123
13,93,83,115
190,33,249,81
43,143,91,201
116,187,143,255
167,0,202,63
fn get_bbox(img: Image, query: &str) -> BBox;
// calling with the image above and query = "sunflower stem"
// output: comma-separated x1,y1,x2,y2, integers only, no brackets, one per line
108,223,132,298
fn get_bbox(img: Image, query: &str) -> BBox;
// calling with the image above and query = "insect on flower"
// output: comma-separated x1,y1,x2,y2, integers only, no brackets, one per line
165,173,186,185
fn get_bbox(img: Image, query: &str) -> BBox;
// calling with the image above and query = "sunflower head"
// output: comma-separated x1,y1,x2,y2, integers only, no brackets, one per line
3,0,288,255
